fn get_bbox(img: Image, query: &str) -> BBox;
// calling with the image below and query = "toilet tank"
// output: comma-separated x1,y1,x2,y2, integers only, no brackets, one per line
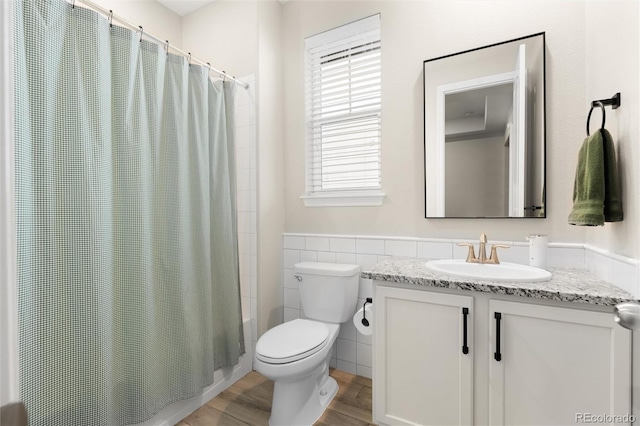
294,262,361,323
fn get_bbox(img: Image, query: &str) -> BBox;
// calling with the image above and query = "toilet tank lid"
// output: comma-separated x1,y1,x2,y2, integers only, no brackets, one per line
294,262,361,277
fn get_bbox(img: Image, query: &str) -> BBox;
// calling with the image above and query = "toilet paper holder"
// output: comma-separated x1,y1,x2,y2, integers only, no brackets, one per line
361,298,373,326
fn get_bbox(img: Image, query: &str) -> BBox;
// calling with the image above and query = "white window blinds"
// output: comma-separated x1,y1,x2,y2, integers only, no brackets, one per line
304,15,381,196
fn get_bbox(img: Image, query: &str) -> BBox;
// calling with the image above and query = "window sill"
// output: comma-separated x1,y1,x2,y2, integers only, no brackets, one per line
301,191,386,207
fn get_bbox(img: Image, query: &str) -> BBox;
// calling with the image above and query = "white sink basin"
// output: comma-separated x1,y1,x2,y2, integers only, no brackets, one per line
425,259,552,283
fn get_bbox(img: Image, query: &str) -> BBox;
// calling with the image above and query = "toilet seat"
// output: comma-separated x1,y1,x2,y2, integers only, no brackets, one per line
256,319,330,364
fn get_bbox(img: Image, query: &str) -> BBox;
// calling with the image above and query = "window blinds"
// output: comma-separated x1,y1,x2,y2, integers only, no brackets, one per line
305,15,381,193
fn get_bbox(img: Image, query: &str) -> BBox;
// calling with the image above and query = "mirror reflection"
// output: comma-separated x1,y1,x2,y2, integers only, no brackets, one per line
424,33,546,218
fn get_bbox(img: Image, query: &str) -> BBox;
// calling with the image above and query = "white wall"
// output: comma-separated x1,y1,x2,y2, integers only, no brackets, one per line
91,0,182,49
256,0,285,336
583,0,640,416
584,0,639,259
445,136,507,217
181,0,258,79
282,0,592,246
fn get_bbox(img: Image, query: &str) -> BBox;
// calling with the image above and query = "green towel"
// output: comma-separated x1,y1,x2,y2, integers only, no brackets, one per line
568,129,623,226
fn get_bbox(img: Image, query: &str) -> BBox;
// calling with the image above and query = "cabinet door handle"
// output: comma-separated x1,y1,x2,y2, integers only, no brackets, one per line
494,312,502,362
462,307,469,355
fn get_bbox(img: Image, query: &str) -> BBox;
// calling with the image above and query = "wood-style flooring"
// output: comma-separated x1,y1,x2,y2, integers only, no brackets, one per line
176,369,373,426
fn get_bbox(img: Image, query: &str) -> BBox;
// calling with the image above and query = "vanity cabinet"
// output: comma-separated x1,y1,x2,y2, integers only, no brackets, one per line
489,300,631,426
374,285,632,426
373,285,474,425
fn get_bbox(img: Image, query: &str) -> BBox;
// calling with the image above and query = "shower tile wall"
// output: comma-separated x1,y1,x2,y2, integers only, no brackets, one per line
282,233,640,379
235,74,257,352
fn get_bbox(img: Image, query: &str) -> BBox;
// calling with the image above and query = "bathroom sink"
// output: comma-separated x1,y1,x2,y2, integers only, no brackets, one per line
425,259,552,283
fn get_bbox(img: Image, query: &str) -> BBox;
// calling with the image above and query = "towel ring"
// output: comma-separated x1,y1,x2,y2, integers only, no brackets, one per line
587,101,606,136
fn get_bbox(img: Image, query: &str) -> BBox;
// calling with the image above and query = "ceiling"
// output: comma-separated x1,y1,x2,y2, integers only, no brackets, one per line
158,0,289,16
157,0,215,16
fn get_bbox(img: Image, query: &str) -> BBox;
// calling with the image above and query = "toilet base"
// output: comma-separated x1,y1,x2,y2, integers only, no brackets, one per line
269,364,338,426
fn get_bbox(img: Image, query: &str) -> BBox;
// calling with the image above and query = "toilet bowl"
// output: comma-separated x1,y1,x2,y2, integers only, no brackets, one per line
254,262,360,426
254,319,340,426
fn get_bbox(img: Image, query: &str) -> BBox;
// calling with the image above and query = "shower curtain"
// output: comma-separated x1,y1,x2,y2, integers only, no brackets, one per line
14,1,244,425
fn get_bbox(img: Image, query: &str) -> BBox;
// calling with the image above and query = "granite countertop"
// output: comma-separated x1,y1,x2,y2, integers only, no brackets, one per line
361,257,636,307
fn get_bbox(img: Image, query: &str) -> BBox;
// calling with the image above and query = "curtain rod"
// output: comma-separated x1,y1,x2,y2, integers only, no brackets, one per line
71,0,249,89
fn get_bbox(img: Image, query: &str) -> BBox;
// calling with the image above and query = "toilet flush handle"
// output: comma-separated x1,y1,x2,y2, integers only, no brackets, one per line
293,275,303,282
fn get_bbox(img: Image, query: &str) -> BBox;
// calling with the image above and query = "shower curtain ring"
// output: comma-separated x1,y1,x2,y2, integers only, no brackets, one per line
222,71,227,81
188,53,192,66
108,10,113,27
138,26,144,42
72,0,76,9
207,62,212,74
165,40,169,55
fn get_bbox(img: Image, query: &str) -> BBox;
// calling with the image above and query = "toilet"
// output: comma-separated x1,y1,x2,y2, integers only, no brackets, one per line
254,262,361,426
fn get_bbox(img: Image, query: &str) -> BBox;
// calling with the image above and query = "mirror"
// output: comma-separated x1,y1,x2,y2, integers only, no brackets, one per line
424,33,546,218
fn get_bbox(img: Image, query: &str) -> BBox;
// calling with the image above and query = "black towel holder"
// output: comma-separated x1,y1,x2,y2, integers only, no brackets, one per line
587,93,621,136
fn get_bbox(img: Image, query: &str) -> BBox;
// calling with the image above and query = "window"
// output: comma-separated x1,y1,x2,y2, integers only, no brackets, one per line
302,14,384,207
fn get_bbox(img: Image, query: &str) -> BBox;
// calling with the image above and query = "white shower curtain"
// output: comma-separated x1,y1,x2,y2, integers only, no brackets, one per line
14,0,245,424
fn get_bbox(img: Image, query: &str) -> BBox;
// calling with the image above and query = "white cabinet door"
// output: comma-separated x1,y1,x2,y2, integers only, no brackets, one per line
374,286,473,426
489,300,632,426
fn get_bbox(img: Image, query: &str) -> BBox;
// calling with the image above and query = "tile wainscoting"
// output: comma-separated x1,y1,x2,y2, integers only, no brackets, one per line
282,233,640,379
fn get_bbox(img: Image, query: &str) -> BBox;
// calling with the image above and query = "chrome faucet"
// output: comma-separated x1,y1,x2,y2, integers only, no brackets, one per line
458,233,510,264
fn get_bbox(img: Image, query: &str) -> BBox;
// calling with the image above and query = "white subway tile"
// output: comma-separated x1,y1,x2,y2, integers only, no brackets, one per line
417,241,453,260
317,251,336,263
356,328,372,345
250,191,256,212
356,254,379,271
284,235,306,250
240,254,250,276
284,288,301,309
284,307,300,322
283,249,300,269
250,276,257,298
240,274,250,298
452,242,472,260
283,269,299,289
336,338,357,363
612,261,640,298
250,212,256,233
548,247,584,268
377,255,390,262
235,125,255,148
385,240,417,257
356,365,372,379
306,236,330,251
235,147,252,170
336,360,357,375
236,190,251,213
356,343,372,367
236,104,255,127
330,237,356,253
496,244,528,265
250,255,257,277
586,250,613,282
251,319,257,342
236,169,250,191
358,279,373,299
250,297,257,319
237,212,250,233
239,232,251,255
250,233,257,255
242,296,250,318
249,169,256,191
338,320,356,341
300,250,318,262
336,252,357,264
356,238,385,255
